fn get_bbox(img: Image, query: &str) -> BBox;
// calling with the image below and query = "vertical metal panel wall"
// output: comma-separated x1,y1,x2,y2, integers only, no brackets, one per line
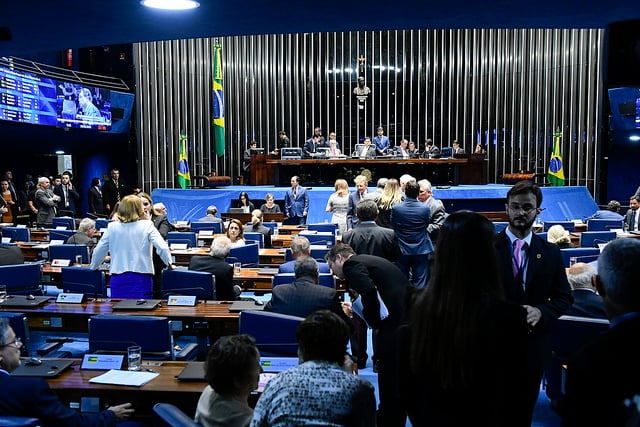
134,29,602,195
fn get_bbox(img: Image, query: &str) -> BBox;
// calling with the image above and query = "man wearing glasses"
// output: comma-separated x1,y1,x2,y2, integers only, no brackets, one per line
494,181,573,426
0,318,134,425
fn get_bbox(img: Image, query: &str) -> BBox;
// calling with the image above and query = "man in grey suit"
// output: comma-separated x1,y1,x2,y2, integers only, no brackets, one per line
265,256,348,322
417,179,447,243
197,205,225,232
278,235,331,274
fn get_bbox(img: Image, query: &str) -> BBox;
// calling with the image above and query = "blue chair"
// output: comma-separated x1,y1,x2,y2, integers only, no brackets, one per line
49,244,90,264
61,266,107,298
493,222,509,233
579,231,616,248
167,231,197,248
0,417,42,427
560,247,601,267
536,232,548,241
153,403,201,427
239,310,304,356
95,219,110,230
244,231,264,248
0,312,31,357
0,263,43,295
88,314,197,361
263,222,279,233
307,223,338,233
161,269,216,300
586,219,624,231
299,232,336,246
48,229,76,242
226,243,260,267
52,217,76,230
272,273,335,289
543,221,575,232
2,226,30,242
190,221,222,234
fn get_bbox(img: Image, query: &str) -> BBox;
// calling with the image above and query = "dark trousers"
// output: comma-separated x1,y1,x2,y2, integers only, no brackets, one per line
350,315,378,367
376,353,407,427
284,215,306,225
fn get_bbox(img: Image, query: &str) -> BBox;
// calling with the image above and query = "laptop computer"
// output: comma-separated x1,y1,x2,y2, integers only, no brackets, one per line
111,299,162,310
11,359,74,377
229,300,266,312
229,207,246,214
0,295,49,307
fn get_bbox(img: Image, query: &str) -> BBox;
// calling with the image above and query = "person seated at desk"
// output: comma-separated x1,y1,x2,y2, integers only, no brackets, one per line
393,139,411,159
237,192,254,213
353,137,376,159
278,235,331,274
407,141,420,158
198,205,226,232
226,219,246,249
547,224,575,248
189,235,240,301
259,194,281,214
0,244,24,266
327,138,342,157
0,318,134,426
423,139,440,158
325,132,341,150
565,262,607,319
251,310,376,426
585,199,624,221
66,218,97,257
244,209,272,248
303,134,322,158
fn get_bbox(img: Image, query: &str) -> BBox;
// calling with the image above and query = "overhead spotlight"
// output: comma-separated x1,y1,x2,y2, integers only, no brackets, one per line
141,0,200,10
55,150,65,155
629,135,640,142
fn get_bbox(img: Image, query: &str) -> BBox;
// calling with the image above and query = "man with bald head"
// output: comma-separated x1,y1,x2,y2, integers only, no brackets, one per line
565,262,607,319
278,235,331,274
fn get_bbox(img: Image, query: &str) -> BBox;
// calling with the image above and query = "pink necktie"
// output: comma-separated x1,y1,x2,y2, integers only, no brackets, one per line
512,239,525,278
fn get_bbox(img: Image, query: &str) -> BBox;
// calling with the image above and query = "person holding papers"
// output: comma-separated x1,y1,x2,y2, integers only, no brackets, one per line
0,318,134,425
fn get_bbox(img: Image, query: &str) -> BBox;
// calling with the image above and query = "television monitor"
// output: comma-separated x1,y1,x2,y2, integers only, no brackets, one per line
0,66,58,126
249,147,265,155
56,83,112,130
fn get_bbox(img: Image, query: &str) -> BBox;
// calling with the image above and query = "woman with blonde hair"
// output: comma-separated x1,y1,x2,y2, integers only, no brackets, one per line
89,195,173,298
325,178,349,232
547,224,575,249
244,209,272,248
376,178,403,229
226,218,246,248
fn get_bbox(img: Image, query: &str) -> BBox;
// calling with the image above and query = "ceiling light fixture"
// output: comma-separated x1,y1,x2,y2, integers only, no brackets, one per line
141,0,200,10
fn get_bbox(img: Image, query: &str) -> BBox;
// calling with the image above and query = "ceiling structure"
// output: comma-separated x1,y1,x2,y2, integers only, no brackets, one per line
1,0,639,57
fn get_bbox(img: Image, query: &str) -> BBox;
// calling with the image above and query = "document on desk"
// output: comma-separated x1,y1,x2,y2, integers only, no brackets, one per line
89,369,159,387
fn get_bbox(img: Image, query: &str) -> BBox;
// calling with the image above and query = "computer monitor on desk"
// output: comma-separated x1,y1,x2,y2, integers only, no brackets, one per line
440,147,453,158
223,212,284,224
250,147,265,155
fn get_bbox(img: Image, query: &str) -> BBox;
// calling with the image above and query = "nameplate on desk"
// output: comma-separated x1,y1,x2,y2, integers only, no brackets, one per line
167,295,197,306
1,237,10,244
51,259,71,267
170,243,188,250
55,226,67,230
49,239,64,246
199,230,214,236
81,354,124,370
56,293,86,304
16,224,27,228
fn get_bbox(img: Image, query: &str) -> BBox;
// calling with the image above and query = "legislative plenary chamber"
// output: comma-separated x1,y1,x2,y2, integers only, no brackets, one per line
2,1,640,426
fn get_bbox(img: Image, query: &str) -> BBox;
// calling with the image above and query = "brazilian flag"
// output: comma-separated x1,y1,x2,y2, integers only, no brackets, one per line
547,130,565,186
212,44,225,157
178,133,191,189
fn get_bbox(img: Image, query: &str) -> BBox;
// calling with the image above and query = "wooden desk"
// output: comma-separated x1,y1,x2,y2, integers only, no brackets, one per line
48,360,205,418
220,212,283,224
171,247,285,266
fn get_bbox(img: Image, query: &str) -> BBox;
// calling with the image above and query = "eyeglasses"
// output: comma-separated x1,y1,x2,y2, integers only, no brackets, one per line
508,204,538,215
0,337,22,348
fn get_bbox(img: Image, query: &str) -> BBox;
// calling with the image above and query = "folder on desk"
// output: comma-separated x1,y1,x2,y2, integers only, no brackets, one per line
0,296,49,307
229,301,266,312
11,359,74,377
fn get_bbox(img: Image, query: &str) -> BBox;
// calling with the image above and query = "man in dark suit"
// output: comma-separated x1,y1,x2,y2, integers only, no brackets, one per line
265,256,347,322
326,243,410,426
390,180,433,288
188,236,240,300
563,239,640,426
495,180,573,425
565,262,607,319
101,169,132,214
53,171,80,217
0,318,134,425
624,195,640,231
284,176,309,225
346,174,370,230
423,139,440,158
278,235,331,274
0,244,24,265
302,134,321,157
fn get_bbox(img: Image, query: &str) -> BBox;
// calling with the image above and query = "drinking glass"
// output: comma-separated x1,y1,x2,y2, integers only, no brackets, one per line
0,285,7,302
234,262,242,275
127,345,142,371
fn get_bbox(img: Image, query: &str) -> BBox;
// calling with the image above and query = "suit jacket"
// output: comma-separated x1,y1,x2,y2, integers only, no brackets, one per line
565,288,607,319
424,145,440,158
284,186,309,218
373,135,390,154
244,223,272,248
101,179,131,212
189,255,236,300
346,191,368,229
424,196,446,242
303,138,319,157
0,373,117,427
53,184,80,216
586,210,624,221
197,215,225,232
34,188,58,226
341,222,401,262
0,244,25,265
563,315,640,427
87,186,104,215
355,145,376,159
278,259,331,274
342,254,409,356
624,208,639,231
66,232,96,257
495,231,573,369
264,276,346,322
390,198,434,255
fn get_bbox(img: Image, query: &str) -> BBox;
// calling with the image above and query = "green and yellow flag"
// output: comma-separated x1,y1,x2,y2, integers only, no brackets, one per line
547,130,565,186
212,44,225,157
178,133,191,189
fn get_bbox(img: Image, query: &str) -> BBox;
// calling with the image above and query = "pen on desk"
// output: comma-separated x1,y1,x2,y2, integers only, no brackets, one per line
145,368,157,373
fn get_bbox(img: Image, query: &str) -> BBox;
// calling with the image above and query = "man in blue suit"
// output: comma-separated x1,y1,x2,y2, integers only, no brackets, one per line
565,262,607,319
284,176,309,225
278,235,331,274
390,180,433,288
0,318,134,425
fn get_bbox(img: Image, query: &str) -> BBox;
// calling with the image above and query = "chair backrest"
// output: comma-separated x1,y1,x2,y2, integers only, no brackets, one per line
2,226,30,242
88,314,174,360
161,269,216,300
552,315,609,358
61,266,107,298
153,403,201,427
52,217,76,230
48,229,76,242
272,273,335,289
167,231,197,248
307,223,338,233
543,221,576,232
586,218,624,231
262,222,278,233
0,312,31,357
239,310,303,356
0,263,43,295
243,231,264,248
560,247,601,268
227,243,260,267
0,417,42,427
579,231,616,248
309,246,331,261
49,244,90,264
299,231,336,246
536,232,548,241
190,221,222,234
95,219,110,230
